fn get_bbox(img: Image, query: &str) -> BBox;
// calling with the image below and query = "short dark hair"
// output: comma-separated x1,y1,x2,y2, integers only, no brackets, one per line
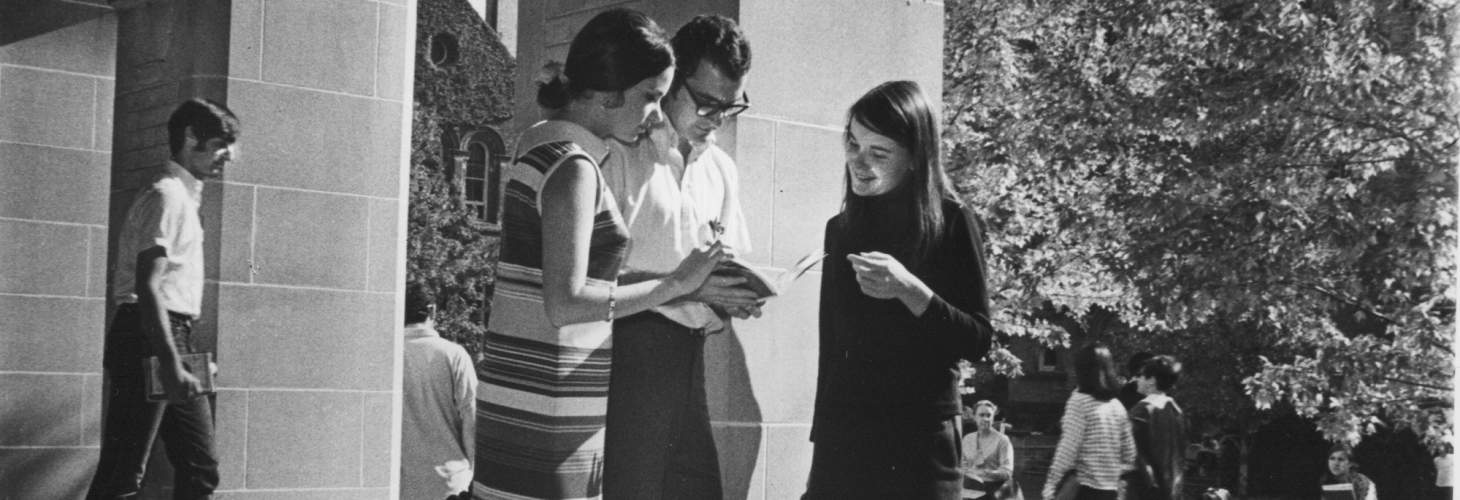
670,15,751,91
1139,355,1182,391
404,283,436,325
537,8,675,109
167,98,240,156
1328,443,1354,463
1074,343,1121,401
1126,351,1155,377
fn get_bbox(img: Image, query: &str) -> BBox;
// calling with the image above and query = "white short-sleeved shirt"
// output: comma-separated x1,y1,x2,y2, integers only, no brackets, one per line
602,122,751,331
113,162,205,318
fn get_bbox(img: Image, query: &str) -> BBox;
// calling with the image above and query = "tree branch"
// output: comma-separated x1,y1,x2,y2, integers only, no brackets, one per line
1384,377,1453,392
1300,282,1401,326
1298,107,1444,165
1272,157,1408,170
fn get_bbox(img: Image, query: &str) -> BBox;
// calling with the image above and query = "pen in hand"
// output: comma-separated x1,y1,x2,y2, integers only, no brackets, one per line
707,218,725,245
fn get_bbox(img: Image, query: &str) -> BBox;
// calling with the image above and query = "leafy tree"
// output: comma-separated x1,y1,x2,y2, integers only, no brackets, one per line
407,104,497,358
944,0,1456,488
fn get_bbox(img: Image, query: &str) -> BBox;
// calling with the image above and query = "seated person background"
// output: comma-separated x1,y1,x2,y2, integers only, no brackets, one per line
961,400,1014,499
1321,445,1378,500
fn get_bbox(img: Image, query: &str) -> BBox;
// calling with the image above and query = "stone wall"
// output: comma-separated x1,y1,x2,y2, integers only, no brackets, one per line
209,0,412,496
0,1,116,497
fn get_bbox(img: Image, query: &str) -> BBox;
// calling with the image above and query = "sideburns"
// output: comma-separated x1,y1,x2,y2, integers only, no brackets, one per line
601,91,626,109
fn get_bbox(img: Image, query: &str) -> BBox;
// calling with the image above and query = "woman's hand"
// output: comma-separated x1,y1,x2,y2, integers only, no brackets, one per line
669,241,732,296
847,251,934,314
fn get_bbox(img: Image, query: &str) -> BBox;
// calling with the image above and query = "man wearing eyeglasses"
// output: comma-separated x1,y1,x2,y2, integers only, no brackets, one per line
600,14,759,500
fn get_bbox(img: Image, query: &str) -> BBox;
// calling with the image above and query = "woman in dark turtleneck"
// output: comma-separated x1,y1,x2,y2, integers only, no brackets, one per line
802,80,996,500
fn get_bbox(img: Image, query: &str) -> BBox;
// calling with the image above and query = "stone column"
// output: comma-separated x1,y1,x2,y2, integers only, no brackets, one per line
0,1,116,497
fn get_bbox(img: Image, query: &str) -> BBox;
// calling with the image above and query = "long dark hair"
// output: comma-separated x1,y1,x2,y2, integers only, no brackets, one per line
1074,343,1121,401
842,81,951,269
537,8,674,109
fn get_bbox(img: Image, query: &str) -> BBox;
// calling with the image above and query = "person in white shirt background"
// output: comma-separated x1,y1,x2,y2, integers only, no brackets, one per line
401,284,477,500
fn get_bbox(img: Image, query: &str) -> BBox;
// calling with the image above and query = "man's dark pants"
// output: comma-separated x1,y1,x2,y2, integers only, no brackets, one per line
603,312,723,500
87,304,218,499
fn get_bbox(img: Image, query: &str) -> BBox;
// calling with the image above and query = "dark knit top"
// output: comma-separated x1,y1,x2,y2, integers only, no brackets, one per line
811,196,995,440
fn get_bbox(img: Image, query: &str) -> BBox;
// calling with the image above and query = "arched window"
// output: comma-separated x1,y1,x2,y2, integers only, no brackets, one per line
457,128,506,228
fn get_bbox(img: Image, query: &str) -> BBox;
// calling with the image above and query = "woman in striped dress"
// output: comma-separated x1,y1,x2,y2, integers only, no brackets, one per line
1043,343,1137,500
474,9,728,500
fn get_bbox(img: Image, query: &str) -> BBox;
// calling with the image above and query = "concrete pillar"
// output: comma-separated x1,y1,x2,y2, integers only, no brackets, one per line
216,0,413,496
0,1,116,497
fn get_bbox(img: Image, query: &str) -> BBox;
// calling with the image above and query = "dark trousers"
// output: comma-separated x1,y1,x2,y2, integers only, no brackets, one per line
804,417,962,500
964,477,1005,495
603,312,722,500
87,305,218,500
1077,485,1118,500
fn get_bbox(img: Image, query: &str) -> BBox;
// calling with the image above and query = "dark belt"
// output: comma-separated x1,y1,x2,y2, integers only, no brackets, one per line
620,310,713,337
115,303,194,323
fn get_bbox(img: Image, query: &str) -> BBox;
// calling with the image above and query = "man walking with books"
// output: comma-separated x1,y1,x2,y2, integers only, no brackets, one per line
87,98,240,500
600,14,761,500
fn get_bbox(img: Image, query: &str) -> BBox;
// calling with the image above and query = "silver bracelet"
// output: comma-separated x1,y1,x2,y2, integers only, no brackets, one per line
606,282,616,322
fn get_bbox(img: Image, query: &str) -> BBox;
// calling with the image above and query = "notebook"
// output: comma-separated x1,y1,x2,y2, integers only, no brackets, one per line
145,352,216,401
1321,483,1357,500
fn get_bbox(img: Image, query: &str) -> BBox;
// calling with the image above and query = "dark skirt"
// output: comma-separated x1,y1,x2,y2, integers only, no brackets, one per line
803,416,962,500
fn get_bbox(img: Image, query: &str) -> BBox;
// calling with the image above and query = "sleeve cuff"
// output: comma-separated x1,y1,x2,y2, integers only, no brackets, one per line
913,294,952,324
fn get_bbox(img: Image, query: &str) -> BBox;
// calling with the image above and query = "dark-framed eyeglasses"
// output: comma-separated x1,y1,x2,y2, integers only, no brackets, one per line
682,85,750,118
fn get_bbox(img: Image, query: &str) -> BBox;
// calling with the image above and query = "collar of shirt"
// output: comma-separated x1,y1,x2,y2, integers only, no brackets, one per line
166,160,204,205
651,119,715,166
1141,393,1178,411
404,323,441,339
522,119,612,164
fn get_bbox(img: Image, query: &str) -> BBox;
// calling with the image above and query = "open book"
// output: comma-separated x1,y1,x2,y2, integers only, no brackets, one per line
714,249,826,298
1321,483,1357,500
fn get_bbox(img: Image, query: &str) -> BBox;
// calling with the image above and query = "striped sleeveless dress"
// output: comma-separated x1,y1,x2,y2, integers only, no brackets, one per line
475,121,629,500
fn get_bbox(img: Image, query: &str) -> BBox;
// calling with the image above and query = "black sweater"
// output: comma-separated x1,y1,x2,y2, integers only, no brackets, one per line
811,198,995,440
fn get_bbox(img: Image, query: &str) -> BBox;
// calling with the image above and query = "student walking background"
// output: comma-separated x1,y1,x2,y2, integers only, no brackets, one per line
401,284,477,500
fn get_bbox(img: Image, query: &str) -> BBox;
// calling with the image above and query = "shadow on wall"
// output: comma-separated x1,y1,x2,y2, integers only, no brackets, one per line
0,1,109,46
0,413,94,499
708,324,764,500
0,450,92,499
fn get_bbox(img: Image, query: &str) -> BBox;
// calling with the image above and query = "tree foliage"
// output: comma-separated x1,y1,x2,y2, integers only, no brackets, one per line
945,0,1456,449
406,104,497,358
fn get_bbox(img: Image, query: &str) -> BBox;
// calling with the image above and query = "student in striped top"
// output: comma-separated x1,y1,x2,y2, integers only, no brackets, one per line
474,9,728,500
1043,343,1137,500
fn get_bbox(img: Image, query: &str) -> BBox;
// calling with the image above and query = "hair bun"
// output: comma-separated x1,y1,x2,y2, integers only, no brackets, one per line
534,61,567,86
535,61,571,109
